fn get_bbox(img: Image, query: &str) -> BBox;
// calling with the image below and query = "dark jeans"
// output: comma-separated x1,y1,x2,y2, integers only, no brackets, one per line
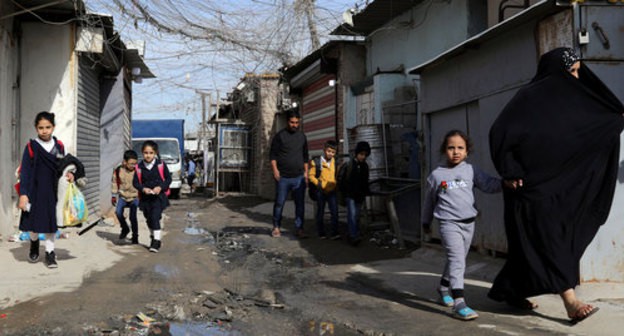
116,198,139,237
315,190,338,236
345,197,362,239
273,176,305,230
187,173,195,187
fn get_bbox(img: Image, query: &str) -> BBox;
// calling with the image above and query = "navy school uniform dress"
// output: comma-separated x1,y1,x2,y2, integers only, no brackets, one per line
19,138,65,234
132,158,172,230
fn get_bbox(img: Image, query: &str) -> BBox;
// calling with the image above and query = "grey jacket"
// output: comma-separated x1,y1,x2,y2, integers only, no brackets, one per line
421,161,501,226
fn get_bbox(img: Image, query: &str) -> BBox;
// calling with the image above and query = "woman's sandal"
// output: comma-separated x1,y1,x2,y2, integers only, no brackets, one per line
506,297,538,311
569,304,599,325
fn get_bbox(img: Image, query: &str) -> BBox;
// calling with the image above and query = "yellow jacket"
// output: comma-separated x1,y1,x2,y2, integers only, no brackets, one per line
309,157,337,193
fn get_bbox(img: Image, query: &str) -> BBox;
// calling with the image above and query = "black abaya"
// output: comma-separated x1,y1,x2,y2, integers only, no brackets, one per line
488,48,624,301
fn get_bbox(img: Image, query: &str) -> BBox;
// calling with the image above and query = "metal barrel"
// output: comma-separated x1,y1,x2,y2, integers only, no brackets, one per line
348,124,393,179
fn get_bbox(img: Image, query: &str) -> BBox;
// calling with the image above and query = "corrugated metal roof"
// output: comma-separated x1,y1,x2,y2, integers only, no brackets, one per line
283,40,363,89
331,0,425,36
407,0,567,74
8,0,84,20
7,0,155,78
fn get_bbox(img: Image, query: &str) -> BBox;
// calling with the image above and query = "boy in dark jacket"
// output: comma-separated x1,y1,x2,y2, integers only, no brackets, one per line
338,141,371,246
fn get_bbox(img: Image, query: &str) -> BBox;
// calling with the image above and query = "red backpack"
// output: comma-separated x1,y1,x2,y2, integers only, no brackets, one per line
14,139,64,194
135,161,170,197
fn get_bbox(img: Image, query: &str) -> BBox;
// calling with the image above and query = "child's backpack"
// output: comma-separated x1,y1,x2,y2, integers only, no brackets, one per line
136,161,170,197
308,156,322,201
113,165,122,191
14,139,64,194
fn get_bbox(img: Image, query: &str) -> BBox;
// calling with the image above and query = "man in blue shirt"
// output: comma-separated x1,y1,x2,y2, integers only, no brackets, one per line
185,156,196,193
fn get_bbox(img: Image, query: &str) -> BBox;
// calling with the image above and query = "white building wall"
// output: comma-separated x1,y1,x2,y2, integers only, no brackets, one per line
0,10,18,238
20,22,78,154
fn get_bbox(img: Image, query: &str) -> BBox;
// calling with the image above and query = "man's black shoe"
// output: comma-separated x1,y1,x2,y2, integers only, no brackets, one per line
29,239,40,263
119,227,130,240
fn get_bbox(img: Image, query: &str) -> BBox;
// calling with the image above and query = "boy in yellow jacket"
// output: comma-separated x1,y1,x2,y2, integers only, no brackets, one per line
309,140,339,240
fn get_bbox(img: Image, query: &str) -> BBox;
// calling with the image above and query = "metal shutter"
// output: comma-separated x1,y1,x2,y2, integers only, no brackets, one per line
77,58,101,219
301,74,336,157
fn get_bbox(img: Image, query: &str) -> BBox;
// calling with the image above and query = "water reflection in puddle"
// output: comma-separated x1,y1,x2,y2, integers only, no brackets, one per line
154,264,179,278
169,322,242,335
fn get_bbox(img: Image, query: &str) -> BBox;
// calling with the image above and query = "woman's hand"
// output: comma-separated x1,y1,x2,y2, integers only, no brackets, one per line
143,187,154,195
66,172,75,183
153,186,162,195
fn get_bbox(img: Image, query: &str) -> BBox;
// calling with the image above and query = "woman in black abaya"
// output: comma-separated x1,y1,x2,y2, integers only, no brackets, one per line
489,47,624,323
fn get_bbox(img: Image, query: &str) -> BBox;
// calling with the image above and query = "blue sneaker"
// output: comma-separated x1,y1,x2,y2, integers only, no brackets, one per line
438,290,454,307
453,306,479,321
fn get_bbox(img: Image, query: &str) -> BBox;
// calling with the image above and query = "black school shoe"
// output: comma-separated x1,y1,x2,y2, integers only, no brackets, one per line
45,251,58,268
149,239,161,253
29,239,40,263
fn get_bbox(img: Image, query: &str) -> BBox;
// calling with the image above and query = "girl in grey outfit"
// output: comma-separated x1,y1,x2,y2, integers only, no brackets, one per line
422,130,508,320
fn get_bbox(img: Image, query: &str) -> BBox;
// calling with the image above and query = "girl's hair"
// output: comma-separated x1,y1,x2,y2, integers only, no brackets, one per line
34,111,55,126
142,140,159,154
439,129,473,155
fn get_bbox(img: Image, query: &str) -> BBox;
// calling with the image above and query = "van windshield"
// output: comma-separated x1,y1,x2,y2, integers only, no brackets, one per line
132,139,180,164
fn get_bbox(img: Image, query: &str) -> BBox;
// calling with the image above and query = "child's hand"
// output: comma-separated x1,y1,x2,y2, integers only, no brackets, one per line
143,188,153,194
153,186,162,195
66,172,75,182
18,195,29,210
504,179,523,190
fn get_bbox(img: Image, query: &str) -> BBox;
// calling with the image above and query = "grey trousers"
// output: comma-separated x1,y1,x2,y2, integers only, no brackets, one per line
439,219,475,291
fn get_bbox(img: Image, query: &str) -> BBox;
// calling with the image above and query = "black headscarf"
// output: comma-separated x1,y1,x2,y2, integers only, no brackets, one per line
488,48,624,301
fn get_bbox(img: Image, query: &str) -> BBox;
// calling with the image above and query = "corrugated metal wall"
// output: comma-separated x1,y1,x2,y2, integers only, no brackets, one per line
302,74,336,157
99,70,131,214
77,58,101,219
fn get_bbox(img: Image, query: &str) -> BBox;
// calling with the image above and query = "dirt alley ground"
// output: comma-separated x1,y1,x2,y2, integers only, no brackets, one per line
2,195,422,335
0,193,535,336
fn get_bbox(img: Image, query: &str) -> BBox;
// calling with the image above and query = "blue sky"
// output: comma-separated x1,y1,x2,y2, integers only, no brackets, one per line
84,0,362,133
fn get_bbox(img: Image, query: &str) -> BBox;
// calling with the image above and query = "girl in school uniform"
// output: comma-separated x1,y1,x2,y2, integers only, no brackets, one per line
133,140,171,252
18,111,73,268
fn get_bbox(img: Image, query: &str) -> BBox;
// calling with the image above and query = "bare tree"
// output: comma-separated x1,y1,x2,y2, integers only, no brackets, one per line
84,0,347,95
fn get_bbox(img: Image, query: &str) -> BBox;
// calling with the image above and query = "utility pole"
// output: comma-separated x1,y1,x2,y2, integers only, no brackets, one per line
197,90,210,189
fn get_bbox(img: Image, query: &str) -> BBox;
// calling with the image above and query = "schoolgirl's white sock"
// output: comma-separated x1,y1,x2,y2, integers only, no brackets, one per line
44,233,55,252
29,232,39,241
153,230,162,240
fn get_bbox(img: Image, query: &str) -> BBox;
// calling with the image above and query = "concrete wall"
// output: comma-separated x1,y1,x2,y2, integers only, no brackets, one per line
366,0,482,75
0,6,18,238
20,22,77,154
